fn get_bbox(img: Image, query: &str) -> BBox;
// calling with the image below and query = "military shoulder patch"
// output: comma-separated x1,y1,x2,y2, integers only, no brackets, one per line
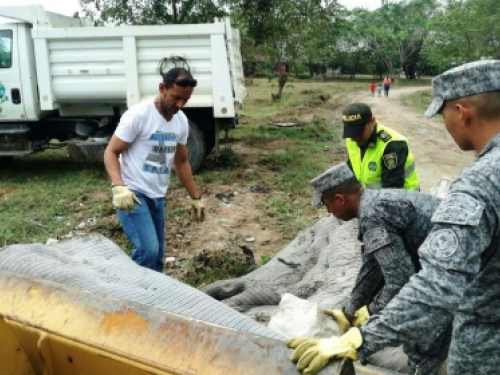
378,130,392,142
364,227,391,252
431,193,484,226
375,247,393,266
427,229,459,259
383,153,398,170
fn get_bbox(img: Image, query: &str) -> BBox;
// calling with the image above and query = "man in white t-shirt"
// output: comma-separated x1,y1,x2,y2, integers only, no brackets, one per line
104,67,205,272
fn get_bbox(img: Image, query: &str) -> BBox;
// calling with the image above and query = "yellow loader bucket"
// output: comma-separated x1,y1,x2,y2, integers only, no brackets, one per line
0,271,402,375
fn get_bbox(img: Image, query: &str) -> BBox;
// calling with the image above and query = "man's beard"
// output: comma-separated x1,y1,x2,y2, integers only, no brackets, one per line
163,104,179,116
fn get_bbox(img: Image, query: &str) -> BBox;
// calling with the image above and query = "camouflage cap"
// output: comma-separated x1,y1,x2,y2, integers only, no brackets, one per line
425,60,500,118
310,162,355,206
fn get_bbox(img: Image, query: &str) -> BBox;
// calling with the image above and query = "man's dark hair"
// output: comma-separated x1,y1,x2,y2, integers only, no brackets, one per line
163,67,195,89
322,177,362,201
466,90,500,120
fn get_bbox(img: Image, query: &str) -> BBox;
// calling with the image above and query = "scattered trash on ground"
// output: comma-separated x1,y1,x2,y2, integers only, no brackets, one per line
248,184,270,194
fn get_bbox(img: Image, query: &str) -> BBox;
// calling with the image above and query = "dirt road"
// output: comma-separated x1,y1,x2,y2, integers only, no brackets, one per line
356,86,475,192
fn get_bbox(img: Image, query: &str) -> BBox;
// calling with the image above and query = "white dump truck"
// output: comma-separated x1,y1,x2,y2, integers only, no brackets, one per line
0,5,246,171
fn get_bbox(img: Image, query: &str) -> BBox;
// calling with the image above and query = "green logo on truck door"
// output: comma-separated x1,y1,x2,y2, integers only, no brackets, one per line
0,83,8,114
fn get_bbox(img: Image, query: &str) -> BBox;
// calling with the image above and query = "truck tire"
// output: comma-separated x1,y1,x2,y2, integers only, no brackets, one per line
68,141,107,161
187,120,206,172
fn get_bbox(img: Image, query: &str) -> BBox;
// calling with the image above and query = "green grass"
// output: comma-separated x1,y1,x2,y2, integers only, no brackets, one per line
183,250,257,287
261,254,272,265
400,89,436,117
0,150,112,245
0,78,353,259
391,78,432,87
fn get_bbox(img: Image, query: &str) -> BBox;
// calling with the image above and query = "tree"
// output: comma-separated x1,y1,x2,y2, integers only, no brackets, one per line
422,0,500,72
303,6,348,80
349,0,436,78
230,0,344,100
0,32,11,68
80,0,228,25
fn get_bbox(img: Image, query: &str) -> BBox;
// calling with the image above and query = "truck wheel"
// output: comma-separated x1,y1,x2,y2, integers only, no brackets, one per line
68,141,107,161
187,120,207,172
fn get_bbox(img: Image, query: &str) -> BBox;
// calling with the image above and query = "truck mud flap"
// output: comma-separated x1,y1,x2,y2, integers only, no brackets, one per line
68,140,107,161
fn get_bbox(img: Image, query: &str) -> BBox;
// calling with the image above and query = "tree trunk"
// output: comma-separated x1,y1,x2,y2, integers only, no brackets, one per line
406,63,417,79
272,74,288,101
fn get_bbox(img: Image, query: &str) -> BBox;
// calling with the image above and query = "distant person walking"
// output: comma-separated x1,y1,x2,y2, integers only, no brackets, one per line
370,82,376,96
383,75,392,97
377,84,382,97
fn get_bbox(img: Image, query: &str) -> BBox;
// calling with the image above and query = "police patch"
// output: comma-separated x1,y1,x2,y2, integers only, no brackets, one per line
368,161,377,171
383,153,398,170
375,248,393,266
378,130,392,142
427,229,459,259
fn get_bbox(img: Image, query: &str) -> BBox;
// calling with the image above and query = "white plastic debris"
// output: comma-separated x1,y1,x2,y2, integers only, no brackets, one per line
430,177,453,198
45,238,59,246
267,293,341,339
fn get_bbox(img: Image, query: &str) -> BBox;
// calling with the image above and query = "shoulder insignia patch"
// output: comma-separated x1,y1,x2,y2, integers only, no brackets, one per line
383,153,398,170
378,130,392,142
364,227,391,252
428,229,459,259
375,248,393,266
431,193,484,226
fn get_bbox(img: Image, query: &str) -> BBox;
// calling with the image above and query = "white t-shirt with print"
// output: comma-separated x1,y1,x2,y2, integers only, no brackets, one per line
115,99,189,198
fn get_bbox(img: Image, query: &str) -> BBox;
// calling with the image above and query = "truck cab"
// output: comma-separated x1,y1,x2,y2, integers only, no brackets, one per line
0,22,40,157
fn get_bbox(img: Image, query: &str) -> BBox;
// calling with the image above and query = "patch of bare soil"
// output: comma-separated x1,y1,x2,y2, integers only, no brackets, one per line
164,181,286,279
0,187,16,199
269,92,338,124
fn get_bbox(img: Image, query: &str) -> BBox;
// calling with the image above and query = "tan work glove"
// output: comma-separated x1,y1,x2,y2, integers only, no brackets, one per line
191,197,205,222
324,309,352,334
112,185,141,211
353,306,370,327
288,328,362,375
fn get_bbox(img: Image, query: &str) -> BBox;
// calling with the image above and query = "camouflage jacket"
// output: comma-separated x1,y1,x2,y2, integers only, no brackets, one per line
345,189,441,316
359,133,500,374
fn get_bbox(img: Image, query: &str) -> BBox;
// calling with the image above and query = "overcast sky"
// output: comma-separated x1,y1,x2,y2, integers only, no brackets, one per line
0,0,388,24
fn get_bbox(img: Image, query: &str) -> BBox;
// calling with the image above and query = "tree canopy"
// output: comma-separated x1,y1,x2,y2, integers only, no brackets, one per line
80,0,500,81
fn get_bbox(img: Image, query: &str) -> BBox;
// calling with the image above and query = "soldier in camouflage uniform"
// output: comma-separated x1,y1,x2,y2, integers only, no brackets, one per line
288,59,500,375
309,162,448,374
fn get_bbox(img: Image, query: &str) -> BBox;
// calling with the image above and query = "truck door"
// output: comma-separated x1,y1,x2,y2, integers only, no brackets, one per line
0,24,26,121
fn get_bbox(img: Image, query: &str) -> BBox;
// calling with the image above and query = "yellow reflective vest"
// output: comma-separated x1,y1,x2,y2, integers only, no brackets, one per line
346,124,420,190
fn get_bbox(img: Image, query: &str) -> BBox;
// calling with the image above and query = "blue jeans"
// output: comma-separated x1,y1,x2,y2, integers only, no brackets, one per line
115,190,165,272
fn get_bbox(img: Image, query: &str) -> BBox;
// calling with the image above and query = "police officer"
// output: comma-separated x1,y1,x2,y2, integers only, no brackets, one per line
288,60,500,375
309,162,448,374
342,103,420,190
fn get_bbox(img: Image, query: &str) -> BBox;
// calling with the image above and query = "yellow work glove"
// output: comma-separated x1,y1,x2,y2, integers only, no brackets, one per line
353,306,370,327
288,328,362,375
112,185,141,211
191,197,205,222
324,309,352,333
